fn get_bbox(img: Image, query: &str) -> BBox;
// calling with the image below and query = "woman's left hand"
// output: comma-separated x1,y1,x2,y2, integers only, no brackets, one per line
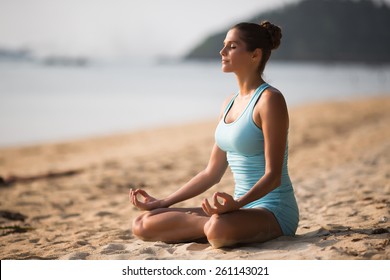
129,189,162,211
202,192,240,216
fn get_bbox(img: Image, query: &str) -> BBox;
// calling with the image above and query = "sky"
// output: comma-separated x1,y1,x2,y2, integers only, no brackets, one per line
0,0,302,61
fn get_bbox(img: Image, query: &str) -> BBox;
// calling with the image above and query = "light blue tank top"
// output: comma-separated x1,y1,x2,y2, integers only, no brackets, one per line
215,83,292,208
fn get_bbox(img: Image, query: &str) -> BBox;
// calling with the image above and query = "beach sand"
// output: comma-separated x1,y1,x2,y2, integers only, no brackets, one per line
0,96,389,260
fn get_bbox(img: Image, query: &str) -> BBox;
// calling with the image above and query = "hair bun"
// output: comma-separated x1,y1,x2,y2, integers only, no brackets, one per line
260,21,282,50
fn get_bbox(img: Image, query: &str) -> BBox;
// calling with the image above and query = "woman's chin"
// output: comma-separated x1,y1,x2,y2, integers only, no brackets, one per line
221,66,233,73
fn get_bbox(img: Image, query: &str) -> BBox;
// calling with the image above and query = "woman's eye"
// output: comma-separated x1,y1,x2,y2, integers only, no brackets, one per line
222,43,237,49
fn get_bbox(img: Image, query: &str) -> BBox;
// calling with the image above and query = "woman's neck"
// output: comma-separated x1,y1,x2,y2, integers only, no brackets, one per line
235,72,264,97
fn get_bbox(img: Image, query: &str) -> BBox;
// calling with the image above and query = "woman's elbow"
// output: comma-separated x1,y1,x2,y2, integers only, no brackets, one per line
266,171,282,188
273,178,282,188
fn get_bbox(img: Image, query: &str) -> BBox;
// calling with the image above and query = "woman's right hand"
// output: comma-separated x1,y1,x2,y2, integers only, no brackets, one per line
129,189,163,211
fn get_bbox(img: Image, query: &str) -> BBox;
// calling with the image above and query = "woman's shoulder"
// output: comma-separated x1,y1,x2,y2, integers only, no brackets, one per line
256,85,288,120
263,85,283,98
260,85,286,108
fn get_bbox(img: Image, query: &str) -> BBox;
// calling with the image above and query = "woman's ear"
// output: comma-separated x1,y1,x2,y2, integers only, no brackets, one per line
252,48,262,60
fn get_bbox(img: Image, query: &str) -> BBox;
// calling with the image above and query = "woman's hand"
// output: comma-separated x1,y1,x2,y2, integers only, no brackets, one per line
201,192,240,216
129,189,162,211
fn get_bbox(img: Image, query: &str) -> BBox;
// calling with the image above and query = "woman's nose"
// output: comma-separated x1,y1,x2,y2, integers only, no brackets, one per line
220,47,226,56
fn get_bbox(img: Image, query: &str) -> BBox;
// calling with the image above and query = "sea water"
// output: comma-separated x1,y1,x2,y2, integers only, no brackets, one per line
0,60,389,147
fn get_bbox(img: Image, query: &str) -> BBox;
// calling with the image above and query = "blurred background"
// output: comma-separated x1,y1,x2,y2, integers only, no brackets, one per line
0,0,389,147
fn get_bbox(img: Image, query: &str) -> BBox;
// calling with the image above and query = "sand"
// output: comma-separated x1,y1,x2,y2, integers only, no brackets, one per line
0,96,389,260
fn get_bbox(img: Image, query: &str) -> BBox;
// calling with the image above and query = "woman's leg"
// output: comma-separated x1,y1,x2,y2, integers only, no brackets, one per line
204,208,283,248
132,207,210,243
133,207,283,248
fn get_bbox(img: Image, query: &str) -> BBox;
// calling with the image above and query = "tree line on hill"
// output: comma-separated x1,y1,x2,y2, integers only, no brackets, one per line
185,0,390,64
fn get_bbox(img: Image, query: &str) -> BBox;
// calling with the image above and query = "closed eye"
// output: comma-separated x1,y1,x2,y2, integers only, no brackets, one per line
223,41,239,49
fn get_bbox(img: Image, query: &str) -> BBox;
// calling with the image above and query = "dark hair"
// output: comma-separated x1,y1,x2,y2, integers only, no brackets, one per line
232,21,282,75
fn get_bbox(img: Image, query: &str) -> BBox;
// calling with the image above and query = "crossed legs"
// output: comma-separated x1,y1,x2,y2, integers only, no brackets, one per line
132,207,209,243
132,207,282,248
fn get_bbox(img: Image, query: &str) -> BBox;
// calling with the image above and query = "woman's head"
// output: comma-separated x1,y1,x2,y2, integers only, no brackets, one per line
220,21,282,76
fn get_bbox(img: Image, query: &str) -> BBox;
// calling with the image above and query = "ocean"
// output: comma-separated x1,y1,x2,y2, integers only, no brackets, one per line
0,60,389,147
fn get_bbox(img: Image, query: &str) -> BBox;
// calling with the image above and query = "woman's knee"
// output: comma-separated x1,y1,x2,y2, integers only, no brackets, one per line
204,214,223,237
132,212,153,240
204,214,234,248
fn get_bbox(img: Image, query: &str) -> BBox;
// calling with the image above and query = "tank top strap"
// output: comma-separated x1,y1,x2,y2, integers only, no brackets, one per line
246,83,270,112
223,83,270,118
223,93,239,115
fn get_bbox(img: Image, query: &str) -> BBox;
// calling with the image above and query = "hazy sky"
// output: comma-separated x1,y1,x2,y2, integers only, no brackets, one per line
0,0,302,60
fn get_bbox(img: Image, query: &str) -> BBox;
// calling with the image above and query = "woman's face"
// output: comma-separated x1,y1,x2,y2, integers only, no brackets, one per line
220,28,257,74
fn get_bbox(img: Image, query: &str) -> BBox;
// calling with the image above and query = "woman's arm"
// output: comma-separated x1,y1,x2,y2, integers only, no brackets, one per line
160,143,228,207
130,143,228,210
130,95,233,210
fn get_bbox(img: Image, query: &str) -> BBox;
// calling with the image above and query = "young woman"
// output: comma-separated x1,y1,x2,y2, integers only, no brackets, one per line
129,21,299,248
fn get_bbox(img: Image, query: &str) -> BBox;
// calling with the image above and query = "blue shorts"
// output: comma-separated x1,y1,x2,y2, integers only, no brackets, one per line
242,187,299,236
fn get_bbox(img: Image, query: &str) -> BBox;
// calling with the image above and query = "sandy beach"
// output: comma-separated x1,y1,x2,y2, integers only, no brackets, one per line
0,96,389,260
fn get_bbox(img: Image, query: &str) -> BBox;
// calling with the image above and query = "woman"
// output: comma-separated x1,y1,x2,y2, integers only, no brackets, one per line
129,21,299,249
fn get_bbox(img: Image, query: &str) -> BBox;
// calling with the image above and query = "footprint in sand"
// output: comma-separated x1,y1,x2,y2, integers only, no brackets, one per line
101,243,127,255
116,230,133,240
29,238,40,244
186,243,210,251
61,252,90,260
153,243,177,254
139,247,156,255
0,210,27,221
95,211,117,217
60,213,80,219
73,240,89,247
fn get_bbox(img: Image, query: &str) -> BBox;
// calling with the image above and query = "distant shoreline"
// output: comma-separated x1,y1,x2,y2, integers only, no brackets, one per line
0,95,388,150
1,61,389,148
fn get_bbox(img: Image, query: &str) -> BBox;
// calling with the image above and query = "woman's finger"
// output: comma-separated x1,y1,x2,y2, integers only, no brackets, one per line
201,200,208,215
133,189,147,198
128,189,133,201
213,192,227,209
130,189,137,205
201,198,209,214
133,190,143,206
216,192,229,200
132,189,146,202
202,198,214,216
132,193,139,206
